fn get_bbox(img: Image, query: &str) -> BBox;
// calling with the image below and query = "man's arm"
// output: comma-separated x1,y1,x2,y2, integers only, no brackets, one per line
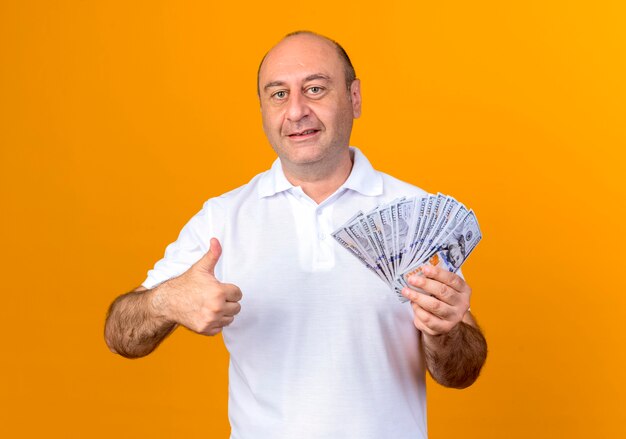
104,286,178,359
104,238,243,359
421,312,487,389
401,265,487,389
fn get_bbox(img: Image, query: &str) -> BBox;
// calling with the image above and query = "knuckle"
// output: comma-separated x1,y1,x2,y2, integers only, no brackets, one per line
461,295,470,309
421,325,437,336
413,316,423,329
192,319,211,334
420,313,432,326
437,283,448,297
208,327,222,336
208,300,224,314
458,295,470,311
213,288,226,301
199,308,217,326
450,275,462,290
429,299,441,314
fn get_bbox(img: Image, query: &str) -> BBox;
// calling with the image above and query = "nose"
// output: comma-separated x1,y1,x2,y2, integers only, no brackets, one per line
285,91,310,122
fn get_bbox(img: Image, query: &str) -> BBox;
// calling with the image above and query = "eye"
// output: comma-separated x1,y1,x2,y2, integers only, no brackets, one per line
272,90,288,100
307,86,324,95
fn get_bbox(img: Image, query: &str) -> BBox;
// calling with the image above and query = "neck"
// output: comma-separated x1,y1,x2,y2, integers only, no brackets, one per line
281,148,353,204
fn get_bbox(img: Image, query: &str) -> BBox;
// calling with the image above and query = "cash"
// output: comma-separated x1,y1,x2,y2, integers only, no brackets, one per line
332,194,482,302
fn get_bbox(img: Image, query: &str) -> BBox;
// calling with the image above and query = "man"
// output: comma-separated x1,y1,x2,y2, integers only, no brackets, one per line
105,31,487,438
443,233,467,268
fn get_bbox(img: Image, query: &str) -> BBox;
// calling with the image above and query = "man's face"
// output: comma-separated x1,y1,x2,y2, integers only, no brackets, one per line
258,34,361,169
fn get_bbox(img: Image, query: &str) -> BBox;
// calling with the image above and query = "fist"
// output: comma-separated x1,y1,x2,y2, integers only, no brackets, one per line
401,265,471,336
153,238,243,336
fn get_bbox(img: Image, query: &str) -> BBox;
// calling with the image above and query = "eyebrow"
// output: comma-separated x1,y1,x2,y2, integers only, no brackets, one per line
263,73,332,92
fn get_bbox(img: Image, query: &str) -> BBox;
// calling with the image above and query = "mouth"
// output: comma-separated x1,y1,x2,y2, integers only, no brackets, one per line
287,129,320,139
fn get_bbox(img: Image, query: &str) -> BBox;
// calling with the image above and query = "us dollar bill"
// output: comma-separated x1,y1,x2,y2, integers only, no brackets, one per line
399,210,482,294
332,193,482,301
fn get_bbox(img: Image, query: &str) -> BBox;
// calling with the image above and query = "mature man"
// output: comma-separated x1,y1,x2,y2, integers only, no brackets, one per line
105,31,487,439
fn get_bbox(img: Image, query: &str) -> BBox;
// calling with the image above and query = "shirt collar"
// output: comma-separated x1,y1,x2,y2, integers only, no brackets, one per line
257,146,383,199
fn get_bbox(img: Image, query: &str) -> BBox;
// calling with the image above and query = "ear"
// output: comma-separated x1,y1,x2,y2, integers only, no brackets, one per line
350,79,362,118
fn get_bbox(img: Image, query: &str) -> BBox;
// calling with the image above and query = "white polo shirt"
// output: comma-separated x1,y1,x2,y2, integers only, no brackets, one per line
143,147,430,439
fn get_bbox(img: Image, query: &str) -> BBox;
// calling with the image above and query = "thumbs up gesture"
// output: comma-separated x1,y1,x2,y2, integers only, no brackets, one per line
152,238,243,336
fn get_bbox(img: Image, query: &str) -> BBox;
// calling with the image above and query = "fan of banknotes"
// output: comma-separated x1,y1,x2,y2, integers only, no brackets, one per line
332,194,482,302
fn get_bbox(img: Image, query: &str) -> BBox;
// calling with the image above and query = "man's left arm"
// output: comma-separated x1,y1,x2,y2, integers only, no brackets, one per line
401,265,487,389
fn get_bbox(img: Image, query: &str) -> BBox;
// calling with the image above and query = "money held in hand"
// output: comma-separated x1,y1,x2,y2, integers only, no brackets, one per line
332,194,482,302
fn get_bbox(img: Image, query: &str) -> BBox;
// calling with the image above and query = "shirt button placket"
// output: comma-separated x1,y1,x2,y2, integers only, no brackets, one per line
316,209,324,240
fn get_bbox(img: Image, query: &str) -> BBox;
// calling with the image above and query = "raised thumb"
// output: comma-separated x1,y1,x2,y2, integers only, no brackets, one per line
197,237,222,276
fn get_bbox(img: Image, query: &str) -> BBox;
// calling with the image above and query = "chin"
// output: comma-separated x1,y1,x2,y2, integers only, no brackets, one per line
279,145,328,165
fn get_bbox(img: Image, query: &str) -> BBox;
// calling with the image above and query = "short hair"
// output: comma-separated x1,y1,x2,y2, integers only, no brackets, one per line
256,30,357,96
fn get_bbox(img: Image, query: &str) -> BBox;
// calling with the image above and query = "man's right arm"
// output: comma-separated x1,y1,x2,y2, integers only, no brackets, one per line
104,285,178,359
104,238,243,359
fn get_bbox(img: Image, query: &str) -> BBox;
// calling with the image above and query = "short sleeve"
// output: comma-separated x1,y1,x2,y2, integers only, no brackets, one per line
141,199,222,289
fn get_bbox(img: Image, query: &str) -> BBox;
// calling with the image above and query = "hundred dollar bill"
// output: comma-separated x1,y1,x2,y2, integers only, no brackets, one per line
373,201,404,283
333,235,390,286
333,213,374,264
395,198,414,270
416,194,445,261
402,195,428,271
414,195,458,264
332,222,391,285
357,214,394,282
398,210,482,294
426,203,467,260
366,207,393,278
379,206,395,272
346,218,393,284
405,195,436,268
390,201,401,274
333,193,482,302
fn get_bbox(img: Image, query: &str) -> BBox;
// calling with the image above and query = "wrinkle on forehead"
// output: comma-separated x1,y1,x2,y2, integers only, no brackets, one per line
259,34,340,82
263,73,332,92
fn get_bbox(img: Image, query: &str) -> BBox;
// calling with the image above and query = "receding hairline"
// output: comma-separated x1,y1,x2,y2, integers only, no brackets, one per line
256,31,357,96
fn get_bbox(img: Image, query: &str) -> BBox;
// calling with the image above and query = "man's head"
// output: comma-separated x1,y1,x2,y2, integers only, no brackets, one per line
257,31,361,172
257,31,357,96
446,235,466,268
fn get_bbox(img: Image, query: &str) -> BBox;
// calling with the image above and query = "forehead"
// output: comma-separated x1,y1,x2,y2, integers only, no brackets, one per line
259,35,343,85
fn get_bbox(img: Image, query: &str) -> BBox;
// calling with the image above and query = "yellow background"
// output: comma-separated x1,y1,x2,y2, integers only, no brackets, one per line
1,1,625,438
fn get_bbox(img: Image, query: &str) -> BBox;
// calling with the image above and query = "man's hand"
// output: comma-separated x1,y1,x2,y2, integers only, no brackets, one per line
400,265,471,336
151,237,243,336
400,265,486,388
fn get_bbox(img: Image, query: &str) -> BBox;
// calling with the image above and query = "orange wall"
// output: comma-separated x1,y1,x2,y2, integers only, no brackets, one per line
1,1,625,438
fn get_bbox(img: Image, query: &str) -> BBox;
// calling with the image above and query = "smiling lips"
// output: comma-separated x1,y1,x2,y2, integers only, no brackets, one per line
287,129,320,138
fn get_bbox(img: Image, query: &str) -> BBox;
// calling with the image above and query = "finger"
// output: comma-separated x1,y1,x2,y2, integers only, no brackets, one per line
420,265,468,294
222,301,241,317
196,237,222,276
407,275,458,306
401,285,427,302
224,283,243,302
403,287,453,320
205,327,223,336
410,291,455,320
411,302,448,336
217,315,235,327
203,316,234,334
199,314,234,335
